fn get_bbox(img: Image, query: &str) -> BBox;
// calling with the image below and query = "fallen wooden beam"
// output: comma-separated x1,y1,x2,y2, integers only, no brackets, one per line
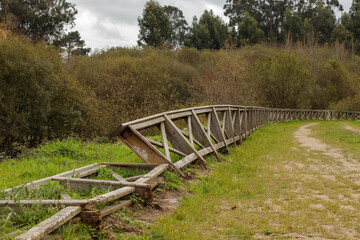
5,164,100,193
135,164,168,183
101,162,158,170
52,177,151,190
87,186,135,207
100,200,132,217
125,174,145,182
14,206,82,240
109,170,128,183
0,199,89,208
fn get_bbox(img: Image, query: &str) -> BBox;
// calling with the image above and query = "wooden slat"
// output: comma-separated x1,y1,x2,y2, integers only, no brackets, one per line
190,110,220,160
88,186,135,207
125,174,145,182
52,177,150,190
160,122,171,160
164,115,207,167
210,107,228,149
101,162,158,170
100,200,132,217
5,164,100,193
146,139,187,157
110,170,127,183
0,199,89,208
135,164,168,183
187,116,194,147
14,206,82,240
181,129,206,149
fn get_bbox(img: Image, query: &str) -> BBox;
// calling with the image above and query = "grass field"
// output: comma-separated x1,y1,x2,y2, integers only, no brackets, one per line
1,121,360,239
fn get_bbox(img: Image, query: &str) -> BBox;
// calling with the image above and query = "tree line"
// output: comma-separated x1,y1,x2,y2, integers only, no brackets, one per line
138,0,360,52
0,0,90,56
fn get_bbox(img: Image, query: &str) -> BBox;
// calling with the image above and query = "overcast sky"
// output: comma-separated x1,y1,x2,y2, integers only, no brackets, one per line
67,0,353,50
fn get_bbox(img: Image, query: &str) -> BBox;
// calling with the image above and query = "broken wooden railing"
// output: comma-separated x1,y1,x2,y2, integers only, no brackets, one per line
2,105,359,239
2,163,167,240
110,105,360,177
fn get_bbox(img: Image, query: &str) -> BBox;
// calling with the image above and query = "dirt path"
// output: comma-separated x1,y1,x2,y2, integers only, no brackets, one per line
345,125,360,134
294,123,360,172
289,123,360,239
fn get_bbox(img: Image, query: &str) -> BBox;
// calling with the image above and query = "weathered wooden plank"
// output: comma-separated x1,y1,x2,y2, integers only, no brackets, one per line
125,174,145,182
160,122,171,160
187,116,194,147
5,164,100,193
88,187,135,207
52,177,150,190
60,193,72,200
14,206,82,240
146,138,187,157
119,126,171,165
100,200,132,217
190,110,220,160
0,199,89,208
206,112,211,139
110,170,127,183
135,164,168,183
210,107,228,149
181,129,206,149
118,126,185,177
101,162,158,170
164,115,207,166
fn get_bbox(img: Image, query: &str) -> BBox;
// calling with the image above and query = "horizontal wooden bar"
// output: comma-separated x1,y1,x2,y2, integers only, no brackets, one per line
101,162,158,170
52,177,151,190
100,200,132,217
4,164,100,193
0,199,90,208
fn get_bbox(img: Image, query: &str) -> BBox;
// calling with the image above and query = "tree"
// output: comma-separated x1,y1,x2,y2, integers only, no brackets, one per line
237,12,264,45
137,0,172,47
309,2,336,44
185,10,229,50
347,0,360,52
282,9,305,42
224,0,342,43
330,23,353,47
0,0,77,43
163,5,188,48
53,31,91,59
224,0,263,27
224,0,292,42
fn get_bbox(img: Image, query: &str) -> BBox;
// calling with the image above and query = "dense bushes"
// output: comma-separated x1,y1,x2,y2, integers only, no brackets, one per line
1,37,360,156
0,39,86,156
255,51,314,108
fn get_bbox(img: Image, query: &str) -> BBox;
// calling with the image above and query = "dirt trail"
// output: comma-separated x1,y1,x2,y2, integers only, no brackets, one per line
286,123,360,239
345,125,360,134
294,123,360,172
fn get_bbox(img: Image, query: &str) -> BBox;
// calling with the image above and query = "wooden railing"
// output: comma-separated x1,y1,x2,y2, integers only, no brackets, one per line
110,105,360,177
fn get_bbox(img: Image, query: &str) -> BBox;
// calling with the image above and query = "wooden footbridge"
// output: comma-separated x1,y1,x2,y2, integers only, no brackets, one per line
2,105,360,239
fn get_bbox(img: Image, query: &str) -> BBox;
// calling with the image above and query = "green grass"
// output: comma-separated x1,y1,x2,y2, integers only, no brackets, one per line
0,138,141,190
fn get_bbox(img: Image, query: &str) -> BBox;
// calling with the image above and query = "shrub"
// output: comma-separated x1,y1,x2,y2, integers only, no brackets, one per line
255,50,314,108
0,39,86,156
